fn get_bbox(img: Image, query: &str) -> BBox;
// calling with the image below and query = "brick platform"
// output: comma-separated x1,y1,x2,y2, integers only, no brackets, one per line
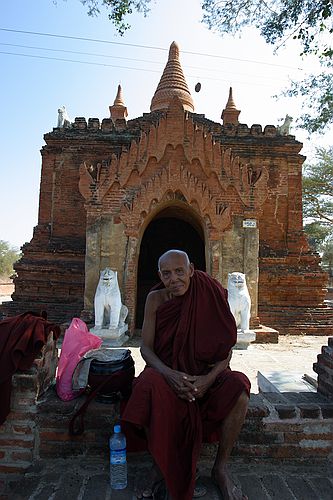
1,383,332,475
1,337,333,478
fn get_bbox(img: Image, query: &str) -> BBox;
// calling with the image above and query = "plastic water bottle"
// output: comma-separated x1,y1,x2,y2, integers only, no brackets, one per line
109,424,127,489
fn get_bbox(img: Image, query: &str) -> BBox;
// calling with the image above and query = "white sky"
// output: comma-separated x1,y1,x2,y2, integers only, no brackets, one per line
1,0,332,248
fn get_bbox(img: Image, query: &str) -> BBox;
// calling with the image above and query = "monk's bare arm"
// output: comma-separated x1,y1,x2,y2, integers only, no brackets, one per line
140,291,171,375
140,292,196,402
206,350,232,381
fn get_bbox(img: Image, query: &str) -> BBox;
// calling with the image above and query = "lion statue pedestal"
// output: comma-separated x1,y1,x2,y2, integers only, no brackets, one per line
90,268,129,346
227,272,256,350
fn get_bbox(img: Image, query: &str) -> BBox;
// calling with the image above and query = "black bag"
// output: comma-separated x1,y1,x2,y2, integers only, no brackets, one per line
69,349,134,436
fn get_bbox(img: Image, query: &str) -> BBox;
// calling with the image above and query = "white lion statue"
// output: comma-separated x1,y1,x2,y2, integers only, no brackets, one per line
227,272,251,332
277,114,293,136
94,268,128,330
57,105,72,128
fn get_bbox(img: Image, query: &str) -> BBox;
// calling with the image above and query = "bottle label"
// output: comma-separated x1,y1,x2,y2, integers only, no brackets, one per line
110,448,126,465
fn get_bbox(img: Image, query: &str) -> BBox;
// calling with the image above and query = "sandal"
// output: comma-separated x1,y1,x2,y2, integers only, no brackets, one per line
152,482,207,499
194,469,207,498
152,479,168,500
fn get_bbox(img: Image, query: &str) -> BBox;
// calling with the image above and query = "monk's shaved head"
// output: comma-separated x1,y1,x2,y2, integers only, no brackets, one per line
158,249,190,272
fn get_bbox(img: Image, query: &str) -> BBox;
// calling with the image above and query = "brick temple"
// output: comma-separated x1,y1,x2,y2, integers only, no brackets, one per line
2,41,332,335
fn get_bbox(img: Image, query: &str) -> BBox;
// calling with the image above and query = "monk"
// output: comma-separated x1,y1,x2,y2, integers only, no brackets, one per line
122,250,251,500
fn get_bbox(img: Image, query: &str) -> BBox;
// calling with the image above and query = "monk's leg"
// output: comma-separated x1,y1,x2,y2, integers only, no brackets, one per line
212,390,249,500
135,427,163,498
136,461,164,498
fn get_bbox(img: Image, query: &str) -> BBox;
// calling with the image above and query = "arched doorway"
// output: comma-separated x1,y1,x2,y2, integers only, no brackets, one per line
136,208,206,328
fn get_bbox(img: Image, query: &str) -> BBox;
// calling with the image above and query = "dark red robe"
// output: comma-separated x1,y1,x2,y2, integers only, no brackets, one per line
122,271,250,500
0,312,61,425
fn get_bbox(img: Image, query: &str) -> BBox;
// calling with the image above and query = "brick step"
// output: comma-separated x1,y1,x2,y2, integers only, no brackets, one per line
2,383,333,475
22,390,333,461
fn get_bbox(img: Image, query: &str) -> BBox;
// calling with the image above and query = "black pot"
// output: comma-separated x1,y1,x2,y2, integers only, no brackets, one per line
88,350,135,404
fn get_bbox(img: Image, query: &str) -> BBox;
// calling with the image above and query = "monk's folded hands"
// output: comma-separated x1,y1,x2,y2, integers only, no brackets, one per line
190,374,215,398
163,368,197,402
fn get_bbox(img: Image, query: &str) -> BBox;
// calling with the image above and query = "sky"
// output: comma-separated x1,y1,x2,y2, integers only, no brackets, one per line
1,0,332,249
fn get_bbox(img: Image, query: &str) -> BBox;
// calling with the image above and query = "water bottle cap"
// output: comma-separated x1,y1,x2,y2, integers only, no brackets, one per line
114,424,121,433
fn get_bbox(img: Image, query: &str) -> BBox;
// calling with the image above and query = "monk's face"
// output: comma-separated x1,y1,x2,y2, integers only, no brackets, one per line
158,253,194,296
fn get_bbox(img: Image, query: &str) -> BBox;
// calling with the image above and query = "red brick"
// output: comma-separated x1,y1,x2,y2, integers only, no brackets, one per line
10,450,33,461
0,464,28,473
0,438,33,448
39,431,96,442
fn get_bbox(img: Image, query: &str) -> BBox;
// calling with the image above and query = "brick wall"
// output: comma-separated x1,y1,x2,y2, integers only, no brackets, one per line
314,337,333,399
0,330,58,473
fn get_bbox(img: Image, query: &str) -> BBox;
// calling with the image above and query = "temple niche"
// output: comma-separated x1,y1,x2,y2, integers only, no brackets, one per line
2,41,332,337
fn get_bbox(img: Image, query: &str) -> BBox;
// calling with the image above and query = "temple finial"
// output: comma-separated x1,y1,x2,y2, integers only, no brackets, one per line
109,84,128,122
114,84,125,106
150,41,194,113
221,87,241,125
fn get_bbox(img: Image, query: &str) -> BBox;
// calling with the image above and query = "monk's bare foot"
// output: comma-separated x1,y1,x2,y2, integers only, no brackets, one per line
135,463,163,498
212,466,247,500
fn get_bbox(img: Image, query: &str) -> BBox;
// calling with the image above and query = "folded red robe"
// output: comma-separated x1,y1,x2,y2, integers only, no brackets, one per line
0,312,61,425
122,271,251,500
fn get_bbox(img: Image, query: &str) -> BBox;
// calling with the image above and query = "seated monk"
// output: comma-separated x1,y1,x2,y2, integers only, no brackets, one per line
121,250,251,500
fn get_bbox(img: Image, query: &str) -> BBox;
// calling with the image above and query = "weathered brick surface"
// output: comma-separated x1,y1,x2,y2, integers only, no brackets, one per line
0,331,57,474
314,337,333,400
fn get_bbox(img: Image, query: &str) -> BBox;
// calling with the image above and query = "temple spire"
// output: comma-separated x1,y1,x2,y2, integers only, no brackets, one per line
109,84,128,122
221,87,240,125
150,41,194,112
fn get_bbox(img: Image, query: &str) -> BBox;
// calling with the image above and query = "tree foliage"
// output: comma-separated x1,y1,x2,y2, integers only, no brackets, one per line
201,0,333,134
201,1,332,58
0,240,20,278
303,147,333,264
303,147,333,225
80,0,151,35
283,68,333,134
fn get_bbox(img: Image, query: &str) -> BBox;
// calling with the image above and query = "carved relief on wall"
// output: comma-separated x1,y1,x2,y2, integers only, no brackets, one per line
119,163,231,238
220,148,269,208
78,99,270,239
79,156,120,204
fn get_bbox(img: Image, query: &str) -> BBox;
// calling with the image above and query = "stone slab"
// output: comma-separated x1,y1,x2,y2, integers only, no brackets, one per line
258,370,317,393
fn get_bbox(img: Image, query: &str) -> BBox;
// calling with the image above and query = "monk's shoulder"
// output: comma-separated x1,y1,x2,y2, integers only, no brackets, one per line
146,289,167,312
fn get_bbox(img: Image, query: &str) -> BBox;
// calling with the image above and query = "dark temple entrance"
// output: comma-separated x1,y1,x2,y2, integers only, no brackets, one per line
135,212,206,328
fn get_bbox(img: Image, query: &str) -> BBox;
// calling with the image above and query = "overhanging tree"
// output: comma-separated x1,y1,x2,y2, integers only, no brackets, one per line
201,0,333,134
303,146,333,225
80,0,151,35
303,147,333,258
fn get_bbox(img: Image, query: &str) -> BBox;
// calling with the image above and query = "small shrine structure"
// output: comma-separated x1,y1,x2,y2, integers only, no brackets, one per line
2,42,332,336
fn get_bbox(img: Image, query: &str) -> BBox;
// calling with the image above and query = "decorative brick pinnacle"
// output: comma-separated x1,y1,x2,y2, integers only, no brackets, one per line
150,41,194,113
225,87,237,110
109,84,128,121
222,87,241,125
114,84,125,106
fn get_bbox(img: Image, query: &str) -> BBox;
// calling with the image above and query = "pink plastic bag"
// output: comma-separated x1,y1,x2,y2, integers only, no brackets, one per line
56,318,102,401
